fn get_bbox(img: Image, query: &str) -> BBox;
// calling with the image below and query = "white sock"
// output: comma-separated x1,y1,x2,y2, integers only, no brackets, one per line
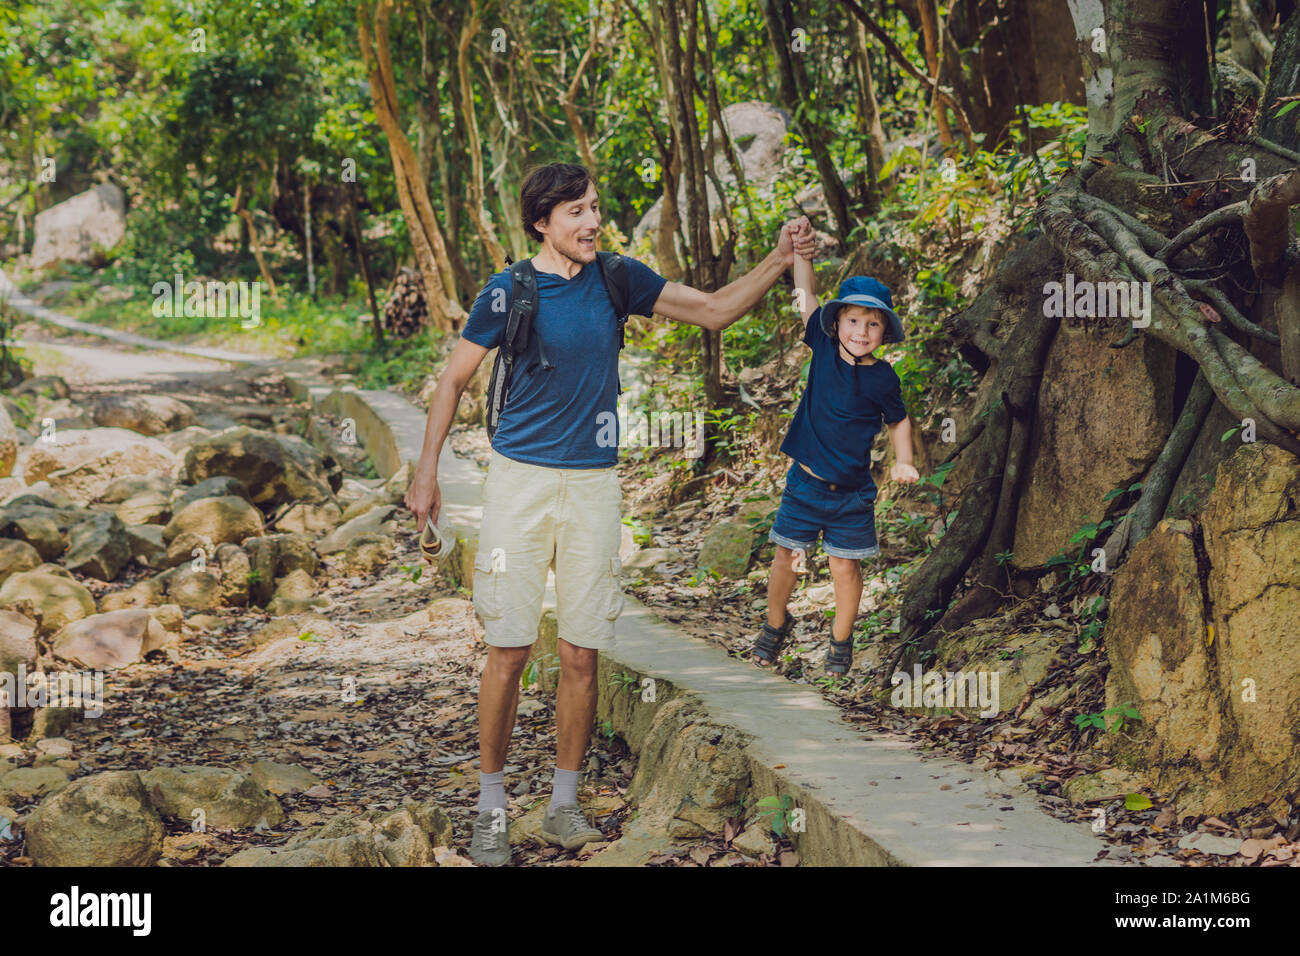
549,767,580,809
477,770,507,813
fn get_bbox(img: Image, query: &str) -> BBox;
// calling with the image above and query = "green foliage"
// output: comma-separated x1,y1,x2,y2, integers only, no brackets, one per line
754,794,796,838
1073,703,1141,734
521,652,560,691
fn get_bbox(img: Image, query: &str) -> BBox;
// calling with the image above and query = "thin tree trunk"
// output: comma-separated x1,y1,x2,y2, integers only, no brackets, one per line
457,0,508,271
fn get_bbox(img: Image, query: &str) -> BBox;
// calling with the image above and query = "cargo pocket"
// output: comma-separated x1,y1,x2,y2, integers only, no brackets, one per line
473,552,504,622
603,555,625,622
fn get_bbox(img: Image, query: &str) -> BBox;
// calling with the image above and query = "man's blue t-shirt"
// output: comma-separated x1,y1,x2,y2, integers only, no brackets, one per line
779,306,908,490
461,257,667,468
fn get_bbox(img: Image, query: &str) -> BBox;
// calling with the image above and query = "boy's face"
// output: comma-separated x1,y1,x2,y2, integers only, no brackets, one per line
534,180,601,265
837,305,887,357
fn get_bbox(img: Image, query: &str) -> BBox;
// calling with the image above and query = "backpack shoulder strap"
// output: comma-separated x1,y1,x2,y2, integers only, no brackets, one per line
596,251,632,349
503,259,538,356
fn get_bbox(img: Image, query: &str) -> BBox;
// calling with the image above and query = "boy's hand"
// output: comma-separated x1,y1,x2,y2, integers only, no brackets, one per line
890,462,920,484
777,217,816,265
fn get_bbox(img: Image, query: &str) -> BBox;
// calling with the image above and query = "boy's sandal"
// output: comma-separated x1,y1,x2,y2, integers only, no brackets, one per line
752,614,794,665
826,635,853,675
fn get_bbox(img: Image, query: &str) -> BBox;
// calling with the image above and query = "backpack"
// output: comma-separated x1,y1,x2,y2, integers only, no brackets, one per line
485,251,631,440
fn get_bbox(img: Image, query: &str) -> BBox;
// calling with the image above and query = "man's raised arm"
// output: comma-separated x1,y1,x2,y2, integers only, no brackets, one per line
651,217,814,332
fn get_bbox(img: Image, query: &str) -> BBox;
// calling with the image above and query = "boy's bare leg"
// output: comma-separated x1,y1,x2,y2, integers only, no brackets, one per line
554,638,599,771
828,556,863,642
766,545,798,630
478,645,531,773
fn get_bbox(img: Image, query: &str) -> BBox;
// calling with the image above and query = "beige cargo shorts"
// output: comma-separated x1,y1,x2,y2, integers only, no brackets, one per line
472,448,624,650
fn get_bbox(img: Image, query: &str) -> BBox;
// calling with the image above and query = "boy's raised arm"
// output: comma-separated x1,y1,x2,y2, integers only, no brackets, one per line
792,220,817,325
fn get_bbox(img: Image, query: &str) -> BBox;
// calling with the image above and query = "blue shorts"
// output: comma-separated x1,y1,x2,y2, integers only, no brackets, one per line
768,462,880,560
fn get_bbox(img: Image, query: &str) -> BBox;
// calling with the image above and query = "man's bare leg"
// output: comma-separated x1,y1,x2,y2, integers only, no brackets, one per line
554,638,598,771
478,644,531,774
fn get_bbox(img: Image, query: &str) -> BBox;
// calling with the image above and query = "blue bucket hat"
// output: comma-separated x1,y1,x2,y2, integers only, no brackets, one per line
820,276,905,347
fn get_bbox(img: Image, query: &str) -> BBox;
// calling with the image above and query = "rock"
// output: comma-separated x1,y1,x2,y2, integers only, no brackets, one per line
0,404,18,478
157,425,213,455
163,495,264,548
0,609,37,675
0,765,70,804
1177,831,1242,856
50,606,181,669
266,568,325,615
21,428,178,505
1012,328,1176,567
90,393,197,436
61,512,131,581
0,571,96,636
13,375,71,402
30,706,77,739
95,474,177,505
100,575,166,613
338,533,393,575
1061,768,1148,804
273,501,344,535
139,766,284,829
622,547,686,578
732,824,777,858
30,183,127,269
36,398,91,429
185,613,224,633
697,520,755,578
0,539,41,584
25,770,164,867
164,567,221,610
214,543,250,607
317,505,397,555
171,476,254,514
1104,444,1300,816
243,533,318,606
161,530,214,570
125,524,166,567
113,491,171,526
248,760,321,796
247,613,340,649
0,514,64,560
182,426,338,509
923,623,1060,718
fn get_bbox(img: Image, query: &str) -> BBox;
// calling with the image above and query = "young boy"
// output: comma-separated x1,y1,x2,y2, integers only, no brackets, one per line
753,224,919,674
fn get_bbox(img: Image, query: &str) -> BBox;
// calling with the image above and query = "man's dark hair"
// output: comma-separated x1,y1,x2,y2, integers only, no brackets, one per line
520,163,595,242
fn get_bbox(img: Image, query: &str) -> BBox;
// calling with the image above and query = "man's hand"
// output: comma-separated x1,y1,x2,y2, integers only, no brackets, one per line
404,464,442,531
777,216,816,265
890,462,920,484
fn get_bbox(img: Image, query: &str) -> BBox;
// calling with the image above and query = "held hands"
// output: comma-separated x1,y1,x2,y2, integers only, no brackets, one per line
890,462,921,484
778,216,816,265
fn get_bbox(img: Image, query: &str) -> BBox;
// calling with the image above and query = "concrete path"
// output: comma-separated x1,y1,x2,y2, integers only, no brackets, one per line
7,274,1110,866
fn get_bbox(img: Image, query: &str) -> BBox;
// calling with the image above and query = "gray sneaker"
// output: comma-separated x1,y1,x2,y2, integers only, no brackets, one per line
469,809,512,866
540,803,603,850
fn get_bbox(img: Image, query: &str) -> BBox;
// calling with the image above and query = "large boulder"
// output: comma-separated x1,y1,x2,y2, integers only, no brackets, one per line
49,606,182,669
113,491,171,526
139,766,284,829
90,393,197,436
61,512,130,581
1104,444,1300,816
181,426,339,509
223,802,448,867
0,514,64,560
0,571,95,636
0,538,45,582
20,428,178,505
24,770,164,867
30,183,127,269
1012,327,1177,567
162,495,264,547
0,609,37,675
697,520,755,578
243,533,317,606
95,474,177,505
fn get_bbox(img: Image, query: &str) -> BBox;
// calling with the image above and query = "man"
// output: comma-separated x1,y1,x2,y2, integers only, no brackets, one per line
404,162,814,865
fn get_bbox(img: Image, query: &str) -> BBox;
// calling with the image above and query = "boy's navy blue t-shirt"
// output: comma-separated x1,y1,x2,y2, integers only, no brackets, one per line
779,306,908,489
461,257,667,468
